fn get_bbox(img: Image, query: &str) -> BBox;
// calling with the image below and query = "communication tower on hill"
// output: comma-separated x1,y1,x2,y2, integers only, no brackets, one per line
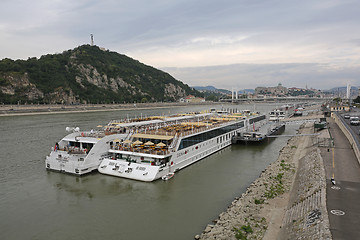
90,34,94,46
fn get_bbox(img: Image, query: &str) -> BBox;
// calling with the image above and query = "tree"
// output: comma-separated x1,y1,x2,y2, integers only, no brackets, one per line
353,96,360,104
333,97,341,103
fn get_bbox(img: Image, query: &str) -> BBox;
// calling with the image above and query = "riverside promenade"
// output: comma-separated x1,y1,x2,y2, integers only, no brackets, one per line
197,121,332,240
198,107,360,240
321,117,360,239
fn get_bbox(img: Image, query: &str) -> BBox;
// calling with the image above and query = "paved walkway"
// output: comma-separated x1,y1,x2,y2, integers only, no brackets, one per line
282,114,324,122
320,118,360,240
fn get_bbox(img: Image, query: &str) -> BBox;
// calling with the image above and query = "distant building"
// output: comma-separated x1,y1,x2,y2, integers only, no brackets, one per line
288,87,321,97
183,95,205,103
330,104,350,112
255,83,288,97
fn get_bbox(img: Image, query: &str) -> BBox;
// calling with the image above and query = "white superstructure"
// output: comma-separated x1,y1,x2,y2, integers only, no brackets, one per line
269,105,295,121
98,111,266,181
45,129,121,175
45,114,202,175
269,109,286,121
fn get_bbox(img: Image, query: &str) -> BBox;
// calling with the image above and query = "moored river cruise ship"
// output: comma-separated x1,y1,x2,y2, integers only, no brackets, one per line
45,115,179,175
45,128,120,175
98,111,266,181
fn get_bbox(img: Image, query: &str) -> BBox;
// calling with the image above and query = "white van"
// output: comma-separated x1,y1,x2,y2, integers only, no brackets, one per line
350,116,359,125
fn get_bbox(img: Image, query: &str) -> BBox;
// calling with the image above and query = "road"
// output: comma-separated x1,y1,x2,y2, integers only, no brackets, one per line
321,116,360,240
339,110,360,143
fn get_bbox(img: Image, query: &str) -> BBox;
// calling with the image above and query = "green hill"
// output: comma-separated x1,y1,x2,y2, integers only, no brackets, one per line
0,45,199,104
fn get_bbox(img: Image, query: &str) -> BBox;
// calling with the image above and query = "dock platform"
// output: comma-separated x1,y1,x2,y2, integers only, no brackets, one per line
232,122,285,143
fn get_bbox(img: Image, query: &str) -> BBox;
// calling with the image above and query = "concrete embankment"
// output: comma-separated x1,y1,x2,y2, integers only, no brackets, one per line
196,121,332,239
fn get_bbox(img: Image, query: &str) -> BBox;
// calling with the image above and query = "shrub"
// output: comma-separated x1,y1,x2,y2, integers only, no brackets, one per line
254,198,265,204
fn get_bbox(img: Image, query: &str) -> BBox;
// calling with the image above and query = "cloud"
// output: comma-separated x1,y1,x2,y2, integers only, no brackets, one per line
0,0,359,90
162,63,360,90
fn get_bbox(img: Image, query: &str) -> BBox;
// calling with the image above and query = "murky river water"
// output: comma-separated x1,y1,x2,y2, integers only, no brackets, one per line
0,103,299,240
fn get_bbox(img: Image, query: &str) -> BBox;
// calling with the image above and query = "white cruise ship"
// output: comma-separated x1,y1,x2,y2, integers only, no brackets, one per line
269,104,295,121
98,111,266,181
45,116,174,175
269,109,286,121
45,128,118,175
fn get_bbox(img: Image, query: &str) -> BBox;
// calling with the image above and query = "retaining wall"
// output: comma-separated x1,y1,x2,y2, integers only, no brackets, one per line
332,113,360,164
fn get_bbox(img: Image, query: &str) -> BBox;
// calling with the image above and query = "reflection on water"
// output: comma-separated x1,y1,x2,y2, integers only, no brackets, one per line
0,104,299,240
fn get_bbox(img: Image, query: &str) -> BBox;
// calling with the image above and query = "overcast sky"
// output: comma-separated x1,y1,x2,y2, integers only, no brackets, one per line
1,0,359,90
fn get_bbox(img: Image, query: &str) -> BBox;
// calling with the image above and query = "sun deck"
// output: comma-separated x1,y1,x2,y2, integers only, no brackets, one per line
108,112,260,155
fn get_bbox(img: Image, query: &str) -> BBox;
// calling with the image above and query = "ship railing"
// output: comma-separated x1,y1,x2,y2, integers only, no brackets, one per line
111,144,170,155
169,133,179,149
55,152,84,162
144,122,222,138
124,131,134,140
55,146,88,155
77,131,104,138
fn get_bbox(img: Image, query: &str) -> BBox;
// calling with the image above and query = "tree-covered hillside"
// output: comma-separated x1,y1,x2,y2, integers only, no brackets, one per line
0,45,199,104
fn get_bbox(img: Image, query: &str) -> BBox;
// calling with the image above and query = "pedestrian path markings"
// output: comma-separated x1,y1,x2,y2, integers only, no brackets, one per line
330,210,345,216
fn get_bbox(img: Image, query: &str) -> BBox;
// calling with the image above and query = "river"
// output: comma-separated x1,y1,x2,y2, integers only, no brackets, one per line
0,103,299,240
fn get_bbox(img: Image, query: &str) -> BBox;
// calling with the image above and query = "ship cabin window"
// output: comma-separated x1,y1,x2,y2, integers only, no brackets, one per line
178,121,244,150
249,115,266,124
69,141,80,148
82,142,94,151
164,157,170,164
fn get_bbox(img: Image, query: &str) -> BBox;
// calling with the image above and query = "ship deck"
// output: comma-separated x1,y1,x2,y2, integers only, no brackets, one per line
109,113,258,155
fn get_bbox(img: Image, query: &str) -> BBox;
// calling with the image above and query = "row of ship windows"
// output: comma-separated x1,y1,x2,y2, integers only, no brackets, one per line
181,131,236,155
249,115,266,124
178,122,244,150
216,132,235,144
187,140,230,162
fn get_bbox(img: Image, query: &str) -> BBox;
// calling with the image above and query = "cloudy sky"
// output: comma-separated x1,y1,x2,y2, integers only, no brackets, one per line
1,0,359,90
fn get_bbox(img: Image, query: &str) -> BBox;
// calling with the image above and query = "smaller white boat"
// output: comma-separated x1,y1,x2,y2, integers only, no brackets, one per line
162,172,175,181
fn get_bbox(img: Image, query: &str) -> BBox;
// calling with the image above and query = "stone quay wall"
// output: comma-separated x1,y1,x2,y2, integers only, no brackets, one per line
196,122,332,240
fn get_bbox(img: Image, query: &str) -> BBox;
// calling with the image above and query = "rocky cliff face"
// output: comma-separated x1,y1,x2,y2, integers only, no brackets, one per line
164,83,186,99
0,72,44,100
74,63,147,97
0,45,198,104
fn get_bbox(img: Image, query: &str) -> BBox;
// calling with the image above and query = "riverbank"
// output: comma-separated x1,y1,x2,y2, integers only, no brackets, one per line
0,102,221,117
196,119,331,239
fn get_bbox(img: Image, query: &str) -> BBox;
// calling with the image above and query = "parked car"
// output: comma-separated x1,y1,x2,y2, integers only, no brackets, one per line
350,116,359,125
344,115,350,119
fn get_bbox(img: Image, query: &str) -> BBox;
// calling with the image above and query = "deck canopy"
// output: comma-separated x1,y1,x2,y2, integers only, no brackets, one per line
156,142,166,147
132,133,174,141
227,115,246,118
133,140,143,145
144,141,155,146
211,117,236,121
180,122,211,127
109,119,163,128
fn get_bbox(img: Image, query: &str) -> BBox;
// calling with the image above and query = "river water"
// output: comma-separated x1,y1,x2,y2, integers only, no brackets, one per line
0,103,299,240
